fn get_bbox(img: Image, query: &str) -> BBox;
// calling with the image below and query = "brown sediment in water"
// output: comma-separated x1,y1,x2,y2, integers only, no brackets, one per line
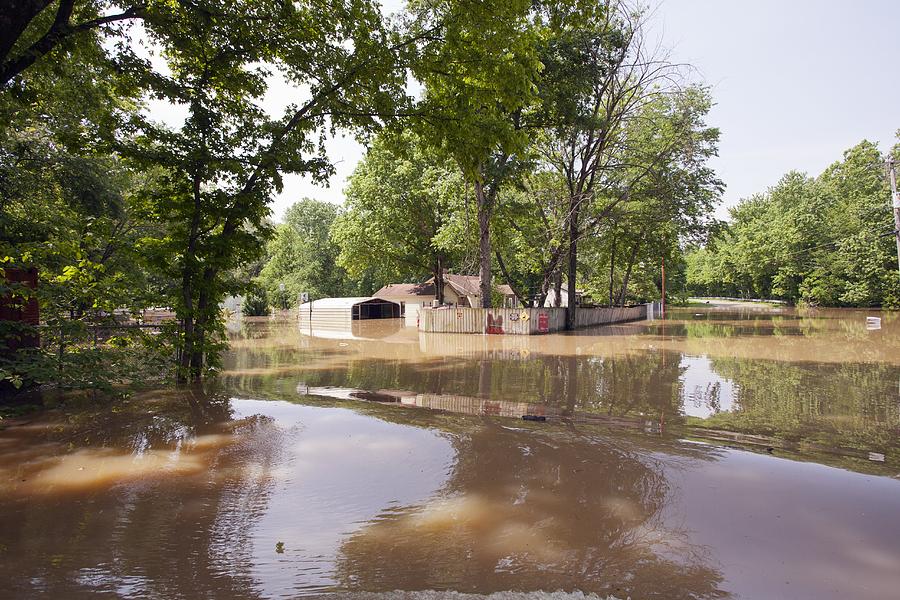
1,306,900,599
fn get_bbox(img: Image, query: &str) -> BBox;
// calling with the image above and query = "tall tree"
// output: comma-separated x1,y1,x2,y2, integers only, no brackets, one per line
257,199,350,306
407,0,542,307
538,0,682,326
134,0,412,381
332,131,467,302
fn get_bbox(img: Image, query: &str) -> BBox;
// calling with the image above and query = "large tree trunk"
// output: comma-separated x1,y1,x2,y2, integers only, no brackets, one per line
475,179,492,308
433,254,444,304
565,198,579,329
616,241,641,306
189,288,209,381
608,233,617,307
177,172,204,384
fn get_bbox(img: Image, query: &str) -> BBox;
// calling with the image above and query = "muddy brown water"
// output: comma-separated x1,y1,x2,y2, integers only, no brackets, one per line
1,305,900,599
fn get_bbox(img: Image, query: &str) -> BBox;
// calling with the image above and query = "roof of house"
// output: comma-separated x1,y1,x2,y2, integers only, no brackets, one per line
374,282,436,298
424,274,516,298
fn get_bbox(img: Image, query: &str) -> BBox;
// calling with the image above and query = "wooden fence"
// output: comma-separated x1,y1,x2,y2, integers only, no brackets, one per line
418,304,647,335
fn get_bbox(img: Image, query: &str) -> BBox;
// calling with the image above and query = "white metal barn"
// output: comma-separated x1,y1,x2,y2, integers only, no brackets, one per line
298,297,402,330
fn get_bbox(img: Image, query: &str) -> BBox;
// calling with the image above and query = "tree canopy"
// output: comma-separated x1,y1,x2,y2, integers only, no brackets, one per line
2,0,740,393
686,137,900,307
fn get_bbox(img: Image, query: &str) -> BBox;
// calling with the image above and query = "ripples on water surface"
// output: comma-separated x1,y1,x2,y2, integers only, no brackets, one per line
1,304,900,599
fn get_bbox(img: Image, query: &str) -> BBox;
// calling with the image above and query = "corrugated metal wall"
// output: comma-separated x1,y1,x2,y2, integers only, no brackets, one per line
418,305,647,335
574,305,646,328
298,305,353,330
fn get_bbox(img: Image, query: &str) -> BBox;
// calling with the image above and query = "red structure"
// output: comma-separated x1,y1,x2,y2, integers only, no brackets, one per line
1,267,40,351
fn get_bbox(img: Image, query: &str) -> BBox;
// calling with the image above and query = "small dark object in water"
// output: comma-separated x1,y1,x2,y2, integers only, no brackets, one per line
522,415,547,422
275,541,285,554
351,391,401,403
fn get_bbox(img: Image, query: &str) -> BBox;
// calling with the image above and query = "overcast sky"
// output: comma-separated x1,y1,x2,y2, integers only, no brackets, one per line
151,0,900,221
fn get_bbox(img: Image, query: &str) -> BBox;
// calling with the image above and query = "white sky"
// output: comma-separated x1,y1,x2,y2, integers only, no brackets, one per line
146,0,900,222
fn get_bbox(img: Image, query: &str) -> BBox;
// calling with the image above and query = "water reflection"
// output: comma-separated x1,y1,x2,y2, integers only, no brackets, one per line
333,423,726,599
1,359,900,598
222,310,900,473
0,392,455,598
681,356,735,418
0,388,265,598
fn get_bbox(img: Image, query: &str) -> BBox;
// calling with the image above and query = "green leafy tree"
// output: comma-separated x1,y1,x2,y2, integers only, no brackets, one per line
258,199,350,306
131,0,412,381
332,131,468,302
687,137,900,307
407,0,543,307
0,126,168,391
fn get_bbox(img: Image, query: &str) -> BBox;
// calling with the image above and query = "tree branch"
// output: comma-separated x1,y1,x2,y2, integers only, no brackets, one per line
1,3,146,87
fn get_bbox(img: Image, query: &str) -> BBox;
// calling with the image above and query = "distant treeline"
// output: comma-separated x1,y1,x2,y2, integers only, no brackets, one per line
686,138,900,307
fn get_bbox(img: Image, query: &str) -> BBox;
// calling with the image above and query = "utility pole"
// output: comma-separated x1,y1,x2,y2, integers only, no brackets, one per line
889,157,900,278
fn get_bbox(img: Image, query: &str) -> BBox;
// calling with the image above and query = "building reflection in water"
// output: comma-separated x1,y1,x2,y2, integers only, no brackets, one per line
222,315,900,469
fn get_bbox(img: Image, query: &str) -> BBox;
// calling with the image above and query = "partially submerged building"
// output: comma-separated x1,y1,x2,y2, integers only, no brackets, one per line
375,273,518,325
543,284,586,308
299,297,402,330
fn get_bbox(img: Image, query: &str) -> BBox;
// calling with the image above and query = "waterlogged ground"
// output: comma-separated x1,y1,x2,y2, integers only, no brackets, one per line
1,304,900,599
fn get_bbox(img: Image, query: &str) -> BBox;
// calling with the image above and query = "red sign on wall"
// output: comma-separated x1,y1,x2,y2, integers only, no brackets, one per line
486,313,504,334
538,312,549,333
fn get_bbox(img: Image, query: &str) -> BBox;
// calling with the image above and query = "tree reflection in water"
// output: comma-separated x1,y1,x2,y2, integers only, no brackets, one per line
333,422,726,599
0,387,279,600
221,317,900,469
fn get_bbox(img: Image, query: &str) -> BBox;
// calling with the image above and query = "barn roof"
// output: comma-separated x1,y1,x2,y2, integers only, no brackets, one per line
299,297,399,310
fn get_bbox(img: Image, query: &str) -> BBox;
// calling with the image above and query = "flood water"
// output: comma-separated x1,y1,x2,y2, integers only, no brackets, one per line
1,304,900,599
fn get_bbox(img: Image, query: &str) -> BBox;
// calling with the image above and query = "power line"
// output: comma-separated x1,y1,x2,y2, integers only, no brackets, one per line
768,224,897,263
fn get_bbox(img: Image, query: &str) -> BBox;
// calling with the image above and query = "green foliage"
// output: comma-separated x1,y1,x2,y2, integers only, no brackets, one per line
127,0,411,381
0,120,170,393
256,198,353,305
241,286,270,317
3,0,731,392
687,138,900,307
332,132,470,294
408,0,542,179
